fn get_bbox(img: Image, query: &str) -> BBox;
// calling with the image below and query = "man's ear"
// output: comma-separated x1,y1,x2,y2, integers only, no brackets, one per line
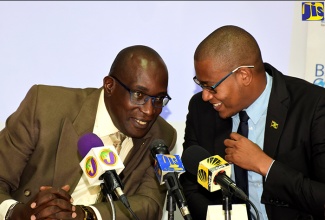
240,68,253,86
103,76,114,94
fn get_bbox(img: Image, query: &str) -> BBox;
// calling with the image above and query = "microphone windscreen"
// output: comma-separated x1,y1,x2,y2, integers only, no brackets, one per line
149,139,169,157
181,145,211,175
77,133,104,158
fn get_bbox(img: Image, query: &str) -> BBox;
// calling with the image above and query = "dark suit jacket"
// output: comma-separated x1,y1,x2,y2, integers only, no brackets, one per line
0,85,177,220
180,63,325,220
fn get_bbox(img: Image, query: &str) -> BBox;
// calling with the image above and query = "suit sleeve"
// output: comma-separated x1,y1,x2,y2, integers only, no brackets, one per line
0,85,39,203
262,94,325,219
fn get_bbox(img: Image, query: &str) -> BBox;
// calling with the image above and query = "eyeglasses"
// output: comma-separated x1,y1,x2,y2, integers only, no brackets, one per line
110,75,171,108
193,65,254,94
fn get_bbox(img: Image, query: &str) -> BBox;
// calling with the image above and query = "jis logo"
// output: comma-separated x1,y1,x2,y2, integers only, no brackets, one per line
302,2,324,21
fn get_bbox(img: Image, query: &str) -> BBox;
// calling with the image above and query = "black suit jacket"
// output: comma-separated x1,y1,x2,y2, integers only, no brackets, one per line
180,63,325,220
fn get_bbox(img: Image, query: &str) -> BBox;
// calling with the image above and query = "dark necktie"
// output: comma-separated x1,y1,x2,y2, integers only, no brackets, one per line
234,111,251,218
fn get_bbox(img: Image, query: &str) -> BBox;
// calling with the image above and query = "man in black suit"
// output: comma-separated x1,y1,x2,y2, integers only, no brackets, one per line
180,25,325,220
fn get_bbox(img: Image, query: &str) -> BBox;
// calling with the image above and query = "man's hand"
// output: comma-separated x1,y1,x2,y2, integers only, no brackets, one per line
10,185,83,220
224,132,273,176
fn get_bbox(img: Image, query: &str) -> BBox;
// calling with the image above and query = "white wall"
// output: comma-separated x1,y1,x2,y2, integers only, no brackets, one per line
0,0,304,153
0,1,308,219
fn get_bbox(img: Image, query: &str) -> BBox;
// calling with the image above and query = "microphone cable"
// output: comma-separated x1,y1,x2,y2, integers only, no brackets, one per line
248,199,260,220
100,173,140,220
100,183,116,220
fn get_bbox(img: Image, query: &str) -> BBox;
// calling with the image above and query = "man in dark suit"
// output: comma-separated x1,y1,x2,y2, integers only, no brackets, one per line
180,25,325,220
0,45,176,219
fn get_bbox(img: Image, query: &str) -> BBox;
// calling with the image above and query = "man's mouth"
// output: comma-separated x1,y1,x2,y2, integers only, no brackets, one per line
135,119,148,125
212,102,222,111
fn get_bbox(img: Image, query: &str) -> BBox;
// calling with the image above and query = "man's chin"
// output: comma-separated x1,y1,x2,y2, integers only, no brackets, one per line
218,111,232,119
127,128,150,139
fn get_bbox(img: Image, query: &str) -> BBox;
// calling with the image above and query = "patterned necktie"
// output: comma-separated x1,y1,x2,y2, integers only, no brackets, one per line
109,131,126,154
234,111,251,218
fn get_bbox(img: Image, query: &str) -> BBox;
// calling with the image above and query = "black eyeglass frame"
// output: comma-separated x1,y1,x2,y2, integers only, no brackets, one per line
193,65,254,93
110,75,172,108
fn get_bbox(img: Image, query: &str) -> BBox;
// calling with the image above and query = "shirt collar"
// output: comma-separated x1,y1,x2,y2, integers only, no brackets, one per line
93,89,119,137
232,72,273,124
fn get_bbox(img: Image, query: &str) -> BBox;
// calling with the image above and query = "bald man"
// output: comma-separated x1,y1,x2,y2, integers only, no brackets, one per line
180,25,325,220
0,45,176,220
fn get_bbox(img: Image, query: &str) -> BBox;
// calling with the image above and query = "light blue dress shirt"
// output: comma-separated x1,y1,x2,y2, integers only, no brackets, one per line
231,72,273,220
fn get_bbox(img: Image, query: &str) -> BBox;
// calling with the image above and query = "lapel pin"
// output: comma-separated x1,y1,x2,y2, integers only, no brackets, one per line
270,120,279,129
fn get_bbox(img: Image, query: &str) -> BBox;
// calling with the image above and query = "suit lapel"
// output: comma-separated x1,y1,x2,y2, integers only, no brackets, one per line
52,88,101,189
264,63,289,158
121,136,151,180
72,88,102,136
52,120,82,188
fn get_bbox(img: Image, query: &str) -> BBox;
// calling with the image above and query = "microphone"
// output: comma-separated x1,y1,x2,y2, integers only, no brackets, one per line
77,133,129,206
150,139,192,220
182,145,248,201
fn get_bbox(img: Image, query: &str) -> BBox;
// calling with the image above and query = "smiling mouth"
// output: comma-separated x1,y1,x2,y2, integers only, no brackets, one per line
212,102,222,111
135,119,148,125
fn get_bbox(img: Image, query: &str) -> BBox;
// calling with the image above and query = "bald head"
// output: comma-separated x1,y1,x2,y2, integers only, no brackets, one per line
103,45,169,138
109,45,168,79
195,25,263,70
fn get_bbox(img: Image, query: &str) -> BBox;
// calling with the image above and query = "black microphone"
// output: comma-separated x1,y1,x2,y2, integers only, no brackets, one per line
150,139,192,220
182,145,248,201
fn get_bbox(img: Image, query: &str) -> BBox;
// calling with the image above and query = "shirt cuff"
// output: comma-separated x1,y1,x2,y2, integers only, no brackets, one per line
265,160,275,180
89,205,102,220
0,199,18,219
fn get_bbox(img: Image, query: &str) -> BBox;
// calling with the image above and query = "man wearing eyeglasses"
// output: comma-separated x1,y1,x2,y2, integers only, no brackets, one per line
180,25,325,220
0,45,176,220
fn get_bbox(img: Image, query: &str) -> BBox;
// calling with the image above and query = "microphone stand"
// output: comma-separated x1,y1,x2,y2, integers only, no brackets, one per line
166,190,176,220
164,173,192,220
221,189,233,220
